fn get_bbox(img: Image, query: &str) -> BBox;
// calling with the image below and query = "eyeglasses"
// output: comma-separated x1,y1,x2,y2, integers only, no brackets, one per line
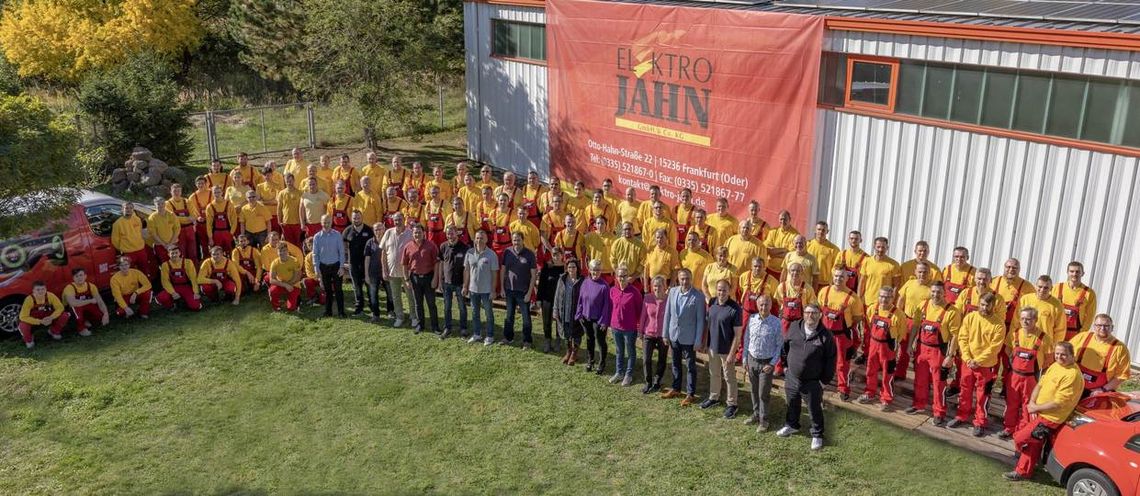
1092,323,1113,329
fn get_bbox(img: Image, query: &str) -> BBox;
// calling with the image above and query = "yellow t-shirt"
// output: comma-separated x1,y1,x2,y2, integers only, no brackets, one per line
739,270,779,299
782,251,819,287
702,262,738,297
509,219,541,252
583,232,615,273
705,213,739,251
643,246,679,281
865,304,906,341
110,269,152,309
763,226,799,272
147,211,180,246
1006,328,1054,372
271,257,302,284
900,259,943,283
724,235,768,276
111,215,146,253
806,238,840,283
616,200,641,233
817,285,864,327
1054,283,1098,335
609,237,646,276
240,203,271,233
679,248,713,288
896,279,932,319
19,293,64,324
1034,362,1085,423
276,188,305,225
958,311,1006,367
858,256,901,307
1019,293,1068,344
260,242,303,270
914,301,963,344
641,216,677,250
300,191,331,224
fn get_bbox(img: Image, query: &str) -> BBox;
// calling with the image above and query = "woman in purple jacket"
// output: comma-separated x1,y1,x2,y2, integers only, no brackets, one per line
608,263,643,386
575,258,612,374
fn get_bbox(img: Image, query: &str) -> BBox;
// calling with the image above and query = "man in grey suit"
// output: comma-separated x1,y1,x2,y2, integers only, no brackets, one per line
659,268,707,407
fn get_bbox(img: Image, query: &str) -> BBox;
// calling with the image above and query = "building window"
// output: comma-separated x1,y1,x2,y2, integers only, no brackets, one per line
845,56,898,111
821,51,1140,150
491,20,546,63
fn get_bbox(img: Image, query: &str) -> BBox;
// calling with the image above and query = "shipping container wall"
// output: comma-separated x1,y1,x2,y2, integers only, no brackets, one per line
813,109,1140,366
464,3,551,177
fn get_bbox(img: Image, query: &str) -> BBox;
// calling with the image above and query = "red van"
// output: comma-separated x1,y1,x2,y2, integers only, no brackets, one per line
1045,392,1140,496
0,191,149,335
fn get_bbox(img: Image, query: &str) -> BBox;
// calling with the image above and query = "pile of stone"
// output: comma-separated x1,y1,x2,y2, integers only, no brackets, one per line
109,147,189,197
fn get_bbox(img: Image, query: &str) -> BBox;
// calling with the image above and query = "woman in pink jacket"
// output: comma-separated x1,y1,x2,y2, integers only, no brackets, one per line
608,262,643,387
640,275,668,393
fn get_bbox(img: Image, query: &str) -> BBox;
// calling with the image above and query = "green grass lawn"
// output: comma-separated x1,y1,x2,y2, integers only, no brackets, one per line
0,298,1066,495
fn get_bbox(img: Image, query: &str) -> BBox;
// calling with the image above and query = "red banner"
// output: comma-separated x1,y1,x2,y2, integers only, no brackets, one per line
548,0,824,224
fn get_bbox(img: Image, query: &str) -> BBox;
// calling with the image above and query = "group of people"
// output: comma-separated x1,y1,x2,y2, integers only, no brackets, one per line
16,149,1133,480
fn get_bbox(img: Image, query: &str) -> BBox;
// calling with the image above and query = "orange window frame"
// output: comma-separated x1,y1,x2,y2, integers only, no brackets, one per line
843,55,900,113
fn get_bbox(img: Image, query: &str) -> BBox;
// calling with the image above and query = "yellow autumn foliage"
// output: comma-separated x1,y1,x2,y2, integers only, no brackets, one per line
0,0,201,81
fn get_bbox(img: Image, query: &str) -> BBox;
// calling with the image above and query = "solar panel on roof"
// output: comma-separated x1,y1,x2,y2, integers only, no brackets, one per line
984,1,1088,17
925,0,1022,15
874,0,960,11
1040,3,1140,22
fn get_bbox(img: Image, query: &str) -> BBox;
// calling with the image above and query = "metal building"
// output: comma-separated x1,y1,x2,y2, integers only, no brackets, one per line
464,0,1140,365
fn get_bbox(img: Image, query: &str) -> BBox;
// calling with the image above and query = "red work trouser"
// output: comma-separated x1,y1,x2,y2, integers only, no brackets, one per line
269,285,301,311
212,231,235,254
864,339,896,404
282,223,303,246
304,223,322,238
155,286,203,311
177,225,198,262
303,278,326,304
1003,373,1037,433
123,249,153,279
955,365,995,427
195,223,210,261
115,290,152,317
1013,418,1060,477
833,331,855,395
912,344,949,417
201,281,238,302
18,311,70,344
71,304,106,331
894,320,913,380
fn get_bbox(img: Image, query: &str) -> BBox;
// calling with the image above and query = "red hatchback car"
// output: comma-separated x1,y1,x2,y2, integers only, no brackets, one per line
1045,392,1140,496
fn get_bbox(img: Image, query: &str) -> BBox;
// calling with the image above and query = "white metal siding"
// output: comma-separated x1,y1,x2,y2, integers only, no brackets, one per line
814,109,1140,365
825,30,1140,80
464,3,550,177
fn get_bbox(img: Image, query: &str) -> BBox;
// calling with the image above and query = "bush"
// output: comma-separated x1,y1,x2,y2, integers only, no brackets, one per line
0,53,20,96
78,53,194,169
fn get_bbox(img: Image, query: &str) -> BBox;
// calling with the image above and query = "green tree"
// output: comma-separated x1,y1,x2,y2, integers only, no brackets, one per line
227,0,306,82
0,52,20,96
78,54,194,169
0,94,89,238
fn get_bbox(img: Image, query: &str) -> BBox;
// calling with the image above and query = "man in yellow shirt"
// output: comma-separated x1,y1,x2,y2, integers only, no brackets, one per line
679,231,713,295
380,184,409,229
999,307,1054,440
255,163,282,231
582,189,617,235
353,176,383,227
642,228,679,290
189,176,214,261
899,240,943,284
641,201,676,250
1003,342,1084,481
672,188,696,249
268,243,304,311
300,177,331,237
520,171,546,226
817,267,863,400
457,174,482,216
858,286,905,409
112,201,152,278
233,152,263,189
687,209,713,252
199,245,242,305
837,230,867,294
1020,275,1067,344
110,256,152,319
941,246,975,305
314,157,335,195
564,181,591,224
17,281,69,348
857,237,900,361
896,262,934,380
166,183,199,263
61,268,109,334
992,258,1032,328
1055,261,1097,341
955,268,1005,317
724,220,768,277
240,190,272,247
205,186,239,253
493,171,524,211
702,246,737,298
148,196,180,265
762,210,798,279
446,196,479,247
948,293,1006,436
742,201,769,240
332,154,362,197
601,178,620,211
552,212,584,266
476,165,499,195
206,159,231,192
907,282,962,423
781,235,819,288
428,165,455,205
583,216,616,285
616,187,641,237
156,246,202,311
636,185,670,227
509,205,540,253
361,152,387,185
259,231,303,283
609,222,646,291
232,234,263,294
283,148,308,179
806,221,839,289
401,187,428,228
1069,313,1131,395
705,197,738,251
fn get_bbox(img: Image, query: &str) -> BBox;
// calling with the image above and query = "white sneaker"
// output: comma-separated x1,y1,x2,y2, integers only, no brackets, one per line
78,330,92,337
484,337,494,346
393,318,404,328
466,336,480,344
25,341,34,349
609,373,622,384
811,437,824,451
776,426,798,438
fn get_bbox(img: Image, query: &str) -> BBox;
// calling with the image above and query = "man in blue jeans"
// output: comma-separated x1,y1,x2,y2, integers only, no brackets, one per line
436,226,469,338
464,230,499,346
501,232,538,348
660,268,707,406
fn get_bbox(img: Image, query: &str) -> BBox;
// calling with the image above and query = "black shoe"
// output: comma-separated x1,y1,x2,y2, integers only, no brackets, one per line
648,381,662,393
586,362,595,372
945,386,960,398
699,399,720,410
839,392,850,402
946,419,964,429
459,328,469,338
932,416,947,427
723,405,738,419
322,312,333,318
438,330,450,340
854,354,868,365
414,326,423,335
904,407,920,415
972,426,986,437
337,313,347,319
641,384,652,394
1002,472,1025,482
997,430,1013,440
369,315,380,323
353,308,364,316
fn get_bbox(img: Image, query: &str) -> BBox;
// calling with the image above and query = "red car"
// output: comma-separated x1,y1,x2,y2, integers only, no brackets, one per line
1045,392,1140,496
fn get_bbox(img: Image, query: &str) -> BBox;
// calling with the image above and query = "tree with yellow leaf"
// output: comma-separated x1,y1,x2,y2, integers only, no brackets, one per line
0,0,202,82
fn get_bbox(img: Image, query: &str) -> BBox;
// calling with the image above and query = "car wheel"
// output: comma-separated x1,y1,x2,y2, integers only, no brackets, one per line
0,296,23,335
1068,468,1120,496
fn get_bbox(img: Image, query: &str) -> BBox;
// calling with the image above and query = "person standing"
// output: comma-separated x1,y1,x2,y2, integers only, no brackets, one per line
464,230,499,346
553,258,585,365
806,221,840,288
300,177,331,238
906,282,962,425
1054,261,1097,341
998,307,1054,440
401,224,440,335
500,231,537,346
777,303,837,451
535,248,565,352
816,267,863,401
311,215,346,318
607,263,643,386
362,222,389,322
858,287,906,411
701,279,744,419
205,186,238,253
112,201,151,278
948,292,1006,437
148,196,180,265
659,268,707,406
343,210,376,316
379,212,413,327
437,225,470,338
745,294,782,431
1003,342,1085,482
639,275,668,394
166,183,199,263
575,260,612,374
276,173,305,246
240,190,272,248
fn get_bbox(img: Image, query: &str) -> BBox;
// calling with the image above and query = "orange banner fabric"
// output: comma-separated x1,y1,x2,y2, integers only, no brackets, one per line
547,0,824,224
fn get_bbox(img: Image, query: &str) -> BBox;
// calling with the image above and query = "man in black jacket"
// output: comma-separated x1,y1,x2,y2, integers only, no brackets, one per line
777,303,837,451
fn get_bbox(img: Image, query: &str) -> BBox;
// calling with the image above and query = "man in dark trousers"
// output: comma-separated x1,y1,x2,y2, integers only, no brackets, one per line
401,223,441,335
777,303,837,451
343,210,376,317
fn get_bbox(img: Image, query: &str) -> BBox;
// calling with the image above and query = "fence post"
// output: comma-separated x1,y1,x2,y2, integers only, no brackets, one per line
206,111,218,161
439,84,445,128
306,104,316,149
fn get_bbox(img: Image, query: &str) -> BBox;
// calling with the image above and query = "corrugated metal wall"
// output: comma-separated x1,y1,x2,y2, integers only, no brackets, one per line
464,3,551,177
817,31,1140,365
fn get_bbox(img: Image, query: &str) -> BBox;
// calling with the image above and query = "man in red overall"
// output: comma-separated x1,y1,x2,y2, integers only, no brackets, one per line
166,182,199,263
817,268,862,401
61,268,109,335
18,281,70,348
156,246,203,311
1003,342,1084,482
941,246,974,305
199,246,242,305
425,185,449,246
1069,314,1131,397
905,282,962,425
328,181,353,232
858,286,905,410
998,307,1053,440
521,171,547,228
1055,261,1097,342
206,186,237,253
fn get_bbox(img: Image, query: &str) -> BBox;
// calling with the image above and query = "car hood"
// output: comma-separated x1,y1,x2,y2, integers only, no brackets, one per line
1077,393,1140,422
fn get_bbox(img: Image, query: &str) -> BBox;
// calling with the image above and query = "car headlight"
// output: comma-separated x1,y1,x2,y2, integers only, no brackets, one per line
1068,413,1094,428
